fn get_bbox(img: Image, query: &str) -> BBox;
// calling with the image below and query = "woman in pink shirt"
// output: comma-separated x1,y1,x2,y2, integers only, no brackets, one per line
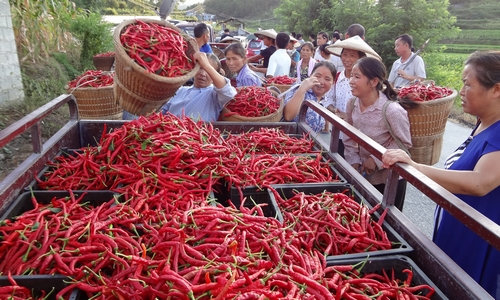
344,57,413,210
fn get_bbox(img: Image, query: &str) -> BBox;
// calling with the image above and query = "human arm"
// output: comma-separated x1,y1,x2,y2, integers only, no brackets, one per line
247,54,263,63
213,78,237,106
194,51,226,89
382,149,500,196
282,77,318,121
396,55,426,82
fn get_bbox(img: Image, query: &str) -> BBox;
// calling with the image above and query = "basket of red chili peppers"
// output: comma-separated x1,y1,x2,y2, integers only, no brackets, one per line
92,51,115,71
220,86,284,122
66,70,123,120
113,19,200,116
266,75,297,93
398,82,458,165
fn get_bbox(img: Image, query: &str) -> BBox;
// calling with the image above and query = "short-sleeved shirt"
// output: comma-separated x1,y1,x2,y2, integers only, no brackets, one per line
388,54,426,88
284,84,326,132
266,49,292,77
260,46,276,68
200,43,213,54
236,64,262,87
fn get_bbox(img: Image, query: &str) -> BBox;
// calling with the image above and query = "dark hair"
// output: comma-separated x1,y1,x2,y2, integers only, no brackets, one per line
334,29,340,34
309,33,315,40
291,32,297,38
224,42,246,59
311,61,337,79
396,34,415,52
194,23,209,38
300,42,315,53
346,24,365,38
206,53,221,73
354,57,417,109
465,51,500,89
317,31,329,40
332,33,341,40
319,44,330,56
276,32,290,49
224,28,230,33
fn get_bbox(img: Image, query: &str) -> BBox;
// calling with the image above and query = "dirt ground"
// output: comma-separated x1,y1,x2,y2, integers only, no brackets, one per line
0,104,70,181
0,103,475,182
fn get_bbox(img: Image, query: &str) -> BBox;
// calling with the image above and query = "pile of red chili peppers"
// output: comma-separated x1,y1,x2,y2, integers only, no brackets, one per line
67,70,114,89
0,113,437,299
224,87,281,118
398,82,454,102
120,20,195,77
266,75,296,85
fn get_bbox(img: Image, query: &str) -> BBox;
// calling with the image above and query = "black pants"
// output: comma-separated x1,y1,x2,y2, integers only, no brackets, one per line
373,179,407,211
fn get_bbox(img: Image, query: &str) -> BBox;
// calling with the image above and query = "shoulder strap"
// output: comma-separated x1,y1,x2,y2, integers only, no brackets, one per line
382,101,410,156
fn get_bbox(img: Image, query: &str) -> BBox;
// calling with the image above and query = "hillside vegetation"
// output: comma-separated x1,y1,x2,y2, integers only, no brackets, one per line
438,0,500,52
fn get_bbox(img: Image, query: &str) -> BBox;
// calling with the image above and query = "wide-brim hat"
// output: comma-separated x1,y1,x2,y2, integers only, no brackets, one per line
221,36,239,43
289,36,301,48
254,29,277,40
326,36,381,61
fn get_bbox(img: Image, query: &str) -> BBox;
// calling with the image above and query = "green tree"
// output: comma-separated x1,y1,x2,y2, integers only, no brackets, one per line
275,0,459,68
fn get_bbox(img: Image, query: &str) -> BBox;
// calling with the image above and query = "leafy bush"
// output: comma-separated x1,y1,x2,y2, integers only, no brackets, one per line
69,12,114,70
424,51,467,104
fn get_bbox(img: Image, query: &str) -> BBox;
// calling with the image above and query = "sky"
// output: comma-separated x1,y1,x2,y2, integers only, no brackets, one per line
178,0,204,9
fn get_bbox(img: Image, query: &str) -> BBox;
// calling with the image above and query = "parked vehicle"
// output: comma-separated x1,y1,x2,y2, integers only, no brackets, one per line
246,39,263,57
176,21,215,43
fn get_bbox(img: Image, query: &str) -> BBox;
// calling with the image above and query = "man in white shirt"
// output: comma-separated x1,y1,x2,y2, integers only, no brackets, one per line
314,31,343,73
388,34,426,88
266,32,292,77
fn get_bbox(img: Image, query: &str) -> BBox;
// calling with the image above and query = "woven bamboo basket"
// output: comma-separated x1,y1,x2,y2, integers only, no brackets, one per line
68,86,123,120
93,56,115,71
220,88,283,122
270,83,293,94
407,89,458,165
113,19,200,116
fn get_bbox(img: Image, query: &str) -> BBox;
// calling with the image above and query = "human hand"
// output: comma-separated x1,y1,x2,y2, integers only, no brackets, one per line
300,76,320,91
361,156,377,175
382,149,413,168
397,69,407,80
193,51,210,69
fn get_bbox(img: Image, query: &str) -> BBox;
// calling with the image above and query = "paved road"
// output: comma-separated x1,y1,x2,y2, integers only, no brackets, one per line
318,120,473,238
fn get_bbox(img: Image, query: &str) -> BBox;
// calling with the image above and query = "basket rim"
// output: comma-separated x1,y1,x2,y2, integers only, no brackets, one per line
113,18,200,84
406,88,458,109
222,87,283,121
66,85,114,93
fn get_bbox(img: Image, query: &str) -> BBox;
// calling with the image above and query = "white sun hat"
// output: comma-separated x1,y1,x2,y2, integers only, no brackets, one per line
326,36,382,61
254,29,277,40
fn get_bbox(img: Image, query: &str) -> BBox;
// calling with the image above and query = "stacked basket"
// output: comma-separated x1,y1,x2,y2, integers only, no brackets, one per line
113,19,200,116
67,71,123,120
407,89,458,165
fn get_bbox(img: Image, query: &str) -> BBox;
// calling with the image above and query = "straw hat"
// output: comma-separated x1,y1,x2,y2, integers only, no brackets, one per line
289,36,301,48
326,36,381,61
254,29,277,40
220,36,239,43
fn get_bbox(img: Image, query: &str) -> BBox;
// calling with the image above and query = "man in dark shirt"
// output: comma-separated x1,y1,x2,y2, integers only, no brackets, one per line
220,28,232,40
247,29,277,76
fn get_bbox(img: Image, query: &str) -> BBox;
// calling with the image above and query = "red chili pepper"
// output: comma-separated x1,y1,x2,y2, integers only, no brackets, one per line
224,86,281,117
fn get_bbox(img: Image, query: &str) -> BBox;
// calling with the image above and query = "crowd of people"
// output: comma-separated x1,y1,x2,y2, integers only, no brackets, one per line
120,22,500,298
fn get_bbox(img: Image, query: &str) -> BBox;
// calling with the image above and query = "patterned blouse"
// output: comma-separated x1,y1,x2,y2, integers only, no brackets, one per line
344,92,412,185
284,84,326,132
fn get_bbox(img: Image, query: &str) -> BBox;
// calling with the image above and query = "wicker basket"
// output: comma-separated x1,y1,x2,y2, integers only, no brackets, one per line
113,19,200,116
407,89,458,165
219,88,283,122
68,86,123,120
93,56,115,71
270,83,293,94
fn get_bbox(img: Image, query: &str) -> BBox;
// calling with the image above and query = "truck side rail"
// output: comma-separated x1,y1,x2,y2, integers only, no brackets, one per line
298,99,497,299
0,94,80,208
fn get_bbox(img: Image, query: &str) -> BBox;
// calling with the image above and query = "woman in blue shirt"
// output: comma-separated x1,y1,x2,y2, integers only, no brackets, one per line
224,43,263,87
123,52,236,122
282,61,336,132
